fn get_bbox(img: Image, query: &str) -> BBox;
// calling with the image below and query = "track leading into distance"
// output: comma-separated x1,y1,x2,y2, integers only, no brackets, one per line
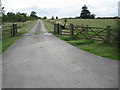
2,19,118,88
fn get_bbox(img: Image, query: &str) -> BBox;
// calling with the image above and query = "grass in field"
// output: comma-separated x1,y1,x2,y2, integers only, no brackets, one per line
43,20,54,33
57,35,119,60
17,20,37,34
2,37,20,52
55,19,118,29
78,43,119,60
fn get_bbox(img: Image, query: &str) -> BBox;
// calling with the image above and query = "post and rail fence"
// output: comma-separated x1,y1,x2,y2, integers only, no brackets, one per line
1,24,17,40
54,23,112,43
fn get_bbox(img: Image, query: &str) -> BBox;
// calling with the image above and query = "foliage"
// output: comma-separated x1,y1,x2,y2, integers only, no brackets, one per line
30,11,38,19
56,16,58,19
43,16,47,19
80,5,95,19
2,11,38,23
51,16,54,20
111,19,120,45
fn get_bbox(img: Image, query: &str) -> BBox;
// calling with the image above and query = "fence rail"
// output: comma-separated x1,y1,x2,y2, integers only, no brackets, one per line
1,24,17,39
54,23,112,43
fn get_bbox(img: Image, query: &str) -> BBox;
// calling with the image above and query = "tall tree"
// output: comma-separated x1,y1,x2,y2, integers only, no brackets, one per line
30,11,38,19
80,5,91,19
51,16,54,20
56,16,58,19
43,16,47,19
7,12,16,22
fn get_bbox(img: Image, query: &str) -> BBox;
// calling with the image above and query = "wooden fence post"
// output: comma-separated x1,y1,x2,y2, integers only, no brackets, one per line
11,25,13,37
57,23,60,35
106,25,112,43
58,24,62,35
54,24,58,35
15,24,17,34
86,25,89,39
70,24,74,36
12,24,16,36
54,24,56,35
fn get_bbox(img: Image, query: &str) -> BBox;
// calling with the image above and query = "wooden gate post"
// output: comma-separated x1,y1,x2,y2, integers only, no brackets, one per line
86,25,89,39
12,24,16,36
15,24,17,34
57,23,60,35
54,24,56,35
11,25,13,37
58,24,62,35
70,24,74,36
106,25,112,43
54,24,58,35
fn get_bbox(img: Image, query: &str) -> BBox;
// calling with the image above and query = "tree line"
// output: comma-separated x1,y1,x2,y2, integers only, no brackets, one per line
2,11,39,23
80,5,95,19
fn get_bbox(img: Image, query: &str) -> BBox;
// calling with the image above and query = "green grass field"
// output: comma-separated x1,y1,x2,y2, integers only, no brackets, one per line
43,19,119,60
17,20,37,34
43,20,54,33
49,19,119,29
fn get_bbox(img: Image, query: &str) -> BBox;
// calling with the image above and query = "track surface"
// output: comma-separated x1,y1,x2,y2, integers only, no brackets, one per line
2,20,118,88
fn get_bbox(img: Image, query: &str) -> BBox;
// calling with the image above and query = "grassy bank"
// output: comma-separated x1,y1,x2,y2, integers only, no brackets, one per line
78,43,118,60
2,37,20,52
57,35,119,60
1,20,37,53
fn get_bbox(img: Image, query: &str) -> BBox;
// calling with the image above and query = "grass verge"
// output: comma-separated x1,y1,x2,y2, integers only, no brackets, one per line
57,35,119,61
78,43,119,60
2,37,20,52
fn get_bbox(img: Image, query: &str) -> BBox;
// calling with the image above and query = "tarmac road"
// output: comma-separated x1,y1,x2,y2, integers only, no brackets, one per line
2,19,118,88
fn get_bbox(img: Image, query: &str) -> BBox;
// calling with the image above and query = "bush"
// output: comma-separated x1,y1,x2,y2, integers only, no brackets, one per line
112,19,120,45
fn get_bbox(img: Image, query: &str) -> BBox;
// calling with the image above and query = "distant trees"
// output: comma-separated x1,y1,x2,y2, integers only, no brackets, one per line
43,16,47,19
30,11,38,19
51,16,54,20
96,17,120,19
80,5,95,19
56,16,58,19
2,11,38,23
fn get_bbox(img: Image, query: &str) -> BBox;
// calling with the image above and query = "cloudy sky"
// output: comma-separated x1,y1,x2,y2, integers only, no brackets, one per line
2,0,120,18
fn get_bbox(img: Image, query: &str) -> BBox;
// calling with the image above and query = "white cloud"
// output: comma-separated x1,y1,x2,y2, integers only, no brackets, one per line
2,0,120,18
